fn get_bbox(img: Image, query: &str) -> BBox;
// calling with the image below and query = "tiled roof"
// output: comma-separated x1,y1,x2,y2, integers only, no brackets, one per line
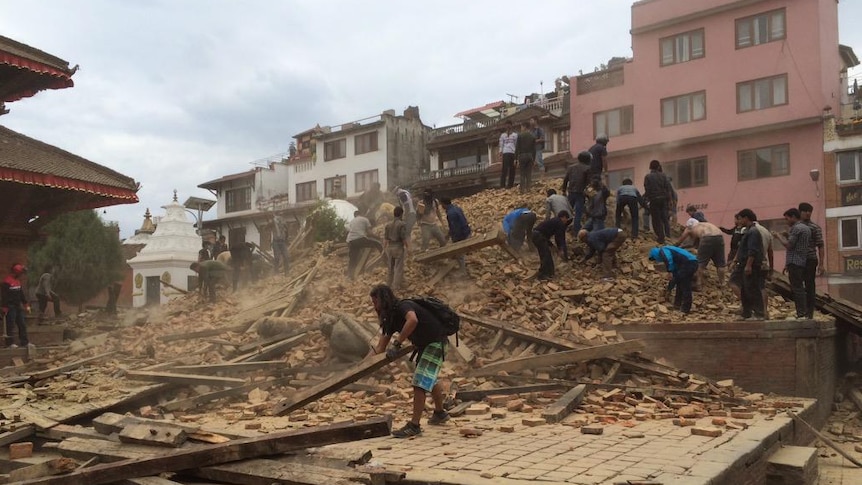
0,35,73,74
198,170,256,190
0,125,137,190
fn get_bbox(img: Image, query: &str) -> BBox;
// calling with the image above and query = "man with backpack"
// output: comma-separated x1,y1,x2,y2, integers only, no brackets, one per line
369,284,456,438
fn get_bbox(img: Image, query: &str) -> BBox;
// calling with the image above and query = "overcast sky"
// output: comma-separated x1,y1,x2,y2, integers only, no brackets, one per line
2,1,861,238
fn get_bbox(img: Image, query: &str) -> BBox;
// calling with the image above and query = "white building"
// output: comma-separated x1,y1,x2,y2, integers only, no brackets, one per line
127,194,200,307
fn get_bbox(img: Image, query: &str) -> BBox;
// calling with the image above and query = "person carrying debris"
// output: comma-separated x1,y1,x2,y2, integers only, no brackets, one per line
649,246,698,314
369,284,450,438
271,213,290,276
346,210,383,279
35,264,61,321
584,175,611,231
578,228,627,281
441,198,471,275
503,206,537,252
614,178,644,238
417,188,446,252
561,150,591,234
545,189,572,221
2,264,30,348
384,206,410,290
675,218,726,288
190,260,230,302
531,211,571,281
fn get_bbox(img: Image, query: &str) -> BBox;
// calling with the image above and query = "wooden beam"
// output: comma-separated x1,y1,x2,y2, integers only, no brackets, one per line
118,424,188,448
273,347,413,416
447,334,474,364
541,385,586,424
413,229,507,264
470,340,645,377
125,371,245,387
29,351,119,382
0,426,35,447
189,458,370,485
229,332,308,363
7,458,78,482
30,417,393,485
427,261,457,286
455,383,567,402
234,324,321,355
460,312,587,350
159,279,188,295
169,361,286,375
159,324,250,343
160,376,293,413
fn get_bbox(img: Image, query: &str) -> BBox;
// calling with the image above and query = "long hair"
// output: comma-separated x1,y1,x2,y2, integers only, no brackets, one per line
370,284,398,330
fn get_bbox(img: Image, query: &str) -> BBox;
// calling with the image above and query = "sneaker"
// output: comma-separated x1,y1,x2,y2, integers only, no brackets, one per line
392,422,421,438
428,410,450,425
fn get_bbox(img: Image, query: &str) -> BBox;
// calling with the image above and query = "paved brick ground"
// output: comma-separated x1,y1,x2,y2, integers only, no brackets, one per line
333,399,816,484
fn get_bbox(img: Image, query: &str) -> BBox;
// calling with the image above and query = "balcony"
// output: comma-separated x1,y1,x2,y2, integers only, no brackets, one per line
576,66,624,95
837,100,862,137
430,118,499,139
418,162,489,181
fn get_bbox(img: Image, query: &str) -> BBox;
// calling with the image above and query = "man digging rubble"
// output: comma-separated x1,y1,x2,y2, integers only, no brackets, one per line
369,284,450,438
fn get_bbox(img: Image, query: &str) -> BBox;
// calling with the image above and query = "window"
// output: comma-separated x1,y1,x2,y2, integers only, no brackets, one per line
737,75,787,112
324,139,346,161
841,217,862,250
557,129,570,152
736,9,785,48
354,132,378,155
660,29,705,66
225,187,251,213
738,144,789,180
838,150,862,184
607,168,635,191
593,106,633,138
661,91,706,126
324,175,347,198
355,169,379,193
296,181,317,202
664,157,708,188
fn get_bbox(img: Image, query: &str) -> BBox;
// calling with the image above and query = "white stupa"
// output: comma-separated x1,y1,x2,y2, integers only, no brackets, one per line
128,191,201,307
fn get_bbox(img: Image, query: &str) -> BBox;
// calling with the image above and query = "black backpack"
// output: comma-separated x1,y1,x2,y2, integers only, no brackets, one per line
406,297,460,345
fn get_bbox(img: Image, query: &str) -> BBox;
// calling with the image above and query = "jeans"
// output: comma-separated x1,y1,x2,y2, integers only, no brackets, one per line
532,231,554,279
535,149,544,171
615,195,639,238
741,267,765,318
404,211,417,240
601,232,627,278
518,155,534,194
4,306,28,347
348,237,384,278
508,212,537,251
567,192,585,233
643,207,651,231
674,260,697,313
385,245,405,290
803,258,817,318
36,292,61,318
648,197,670,243
787,264,808,317
585,217,606,232
500,153,516,188
272,239,289,275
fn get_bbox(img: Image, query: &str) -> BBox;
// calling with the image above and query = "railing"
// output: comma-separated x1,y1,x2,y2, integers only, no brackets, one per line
837,101,862,136
523,97,564,115
430,118,500,138
576,66,625,95
418,162,489,181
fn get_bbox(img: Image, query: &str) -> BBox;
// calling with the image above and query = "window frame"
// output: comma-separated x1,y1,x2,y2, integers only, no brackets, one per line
354,131,379,155
606,168,635,191
661,91,707,127
839,217,862,250
736,74,788,113
324,175,347,198
355,169,379,193
663,157,708,189
737,144,790,181
225,186,252,213
295,181,318,202
736,8,786,49
557,129,570,152
323,138,347,161
593,105,634,139
838,150,862,184
660,28,705,66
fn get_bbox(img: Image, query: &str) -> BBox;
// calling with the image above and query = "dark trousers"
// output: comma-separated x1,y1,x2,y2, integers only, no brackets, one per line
4,306,28,347
36,293,61,317
648,197,670,243
532,231,554,279
615,195,639,238
500,153,516,188
787,264,808,317
673,261,697,313
803,258,817,318
272,239,289,275
567,192,585,233
518,155,534,193
508,212,537,251
347,237,383,278
741,267,765,318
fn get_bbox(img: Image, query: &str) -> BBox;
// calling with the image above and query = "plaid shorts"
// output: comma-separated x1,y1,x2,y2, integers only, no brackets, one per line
412,341,446,392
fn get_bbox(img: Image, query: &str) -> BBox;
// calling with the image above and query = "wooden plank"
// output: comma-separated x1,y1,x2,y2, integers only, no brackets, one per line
38,424,112,442
447,334,474,364
229,332,309,363
541,385,587,424
159,279,188,295
160,377,293,413
487,330,505,353
159,324,250,343
614,356,683,379
29,351,119,382
273,347,413,416
447,401,477,417
460,312,587,350
57,437,181,463
35,417,392,485
118,424,187,448
12,408,59,431
427,261,457,286
470,340,645,377
278,447,372,468
7,458,78,482
0,426,35,447
118,478,187,485
456,383,567,402
169,361,286,375
190,458,370,485
414,229,506,264
234,323,321,355
602,362,621,384
124,371,245,387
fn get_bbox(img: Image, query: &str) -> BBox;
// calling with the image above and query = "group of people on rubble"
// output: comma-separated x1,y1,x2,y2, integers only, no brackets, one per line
1,264,63,349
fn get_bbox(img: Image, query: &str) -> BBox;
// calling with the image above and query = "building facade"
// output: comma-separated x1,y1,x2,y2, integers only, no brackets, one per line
571,0,844,243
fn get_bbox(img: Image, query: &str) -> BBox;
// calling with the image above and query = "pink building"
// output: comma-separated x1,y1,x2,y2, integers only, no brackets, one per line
571,0,845,239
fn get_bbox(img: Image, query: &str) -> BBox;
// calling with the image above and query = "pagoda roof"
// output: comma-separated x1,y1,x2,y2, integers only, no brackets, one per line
0,35,76,103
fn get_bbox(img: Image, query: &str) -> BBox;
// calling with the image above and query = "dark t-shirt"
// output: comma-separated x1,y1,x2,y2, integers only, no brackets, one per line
588,143,607,174
383,300,447,347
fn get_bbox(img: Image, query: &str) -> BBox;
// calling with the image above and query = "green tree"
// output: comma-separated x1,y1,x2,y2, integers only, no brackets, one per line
28,210,125,312
307,200,347,242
